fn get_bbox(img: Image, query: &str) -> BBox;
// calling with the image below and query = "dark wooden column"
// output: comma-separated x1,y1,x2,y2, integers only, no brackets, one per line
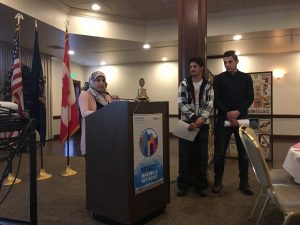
178,0,207,81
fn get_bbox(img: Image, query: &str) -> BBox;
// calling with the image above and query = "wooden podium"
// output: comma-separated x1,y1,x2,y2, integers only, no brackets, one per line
85,101,170,225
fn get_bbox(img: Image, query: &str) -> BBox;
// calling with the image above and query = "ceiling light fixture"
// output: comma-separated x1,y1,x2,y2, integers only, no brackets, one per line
143,44,150,49
162,57,168,61
233,34,242,41
91,3,101,11
100,61,106,66
235,51,240,56
68,50,75,55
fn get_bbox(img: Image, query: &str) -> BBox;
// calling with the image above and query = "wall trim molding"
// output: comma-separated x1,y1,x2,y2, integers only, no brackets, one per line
273,135,300,139
53,114,300,120
273,115,300,118
50,133,296,140
52,134,60,140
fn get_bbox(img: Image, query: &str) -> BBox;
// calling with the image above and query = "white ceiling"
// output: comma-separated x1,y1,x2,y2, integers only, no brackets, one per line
1,1,300,66
49,0,300,21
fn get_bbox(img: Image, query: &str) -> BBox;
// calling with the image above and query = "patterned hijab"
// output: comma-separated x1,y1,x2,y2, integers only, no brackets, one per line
88,71,108,106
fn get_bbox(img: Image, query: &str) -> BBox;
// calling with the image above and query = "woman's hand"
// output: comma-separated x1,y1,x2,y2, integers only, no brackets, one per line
106,95,113,103
111,95,119,100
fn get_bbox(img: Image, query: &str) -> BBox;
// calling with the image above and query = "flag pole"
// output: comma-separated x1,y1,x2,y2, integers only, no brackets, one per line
67,128,70,166
3,157,21,185
37,144,52,180
34,20,51,181
61,19,77,176
67,114,70,166
3,12,24,186
61,106,77,176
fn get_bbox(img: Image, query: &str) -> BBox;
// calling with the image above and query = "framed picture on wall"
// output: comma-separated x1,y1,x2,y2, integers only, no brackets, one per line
248,72,272,115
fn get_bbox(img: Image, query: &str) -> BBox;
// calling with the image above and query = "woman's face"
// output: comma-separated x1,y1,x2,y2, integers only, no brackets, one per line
93,76,106,92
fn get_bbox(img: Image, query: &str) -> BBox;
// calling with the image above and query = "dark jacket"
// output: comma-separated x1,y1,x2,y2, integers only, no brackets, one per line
213,70,254,119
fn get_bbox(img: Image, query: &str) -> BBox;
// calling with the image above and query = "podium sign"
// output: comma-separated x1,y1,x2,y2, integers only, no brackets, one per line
133,114,164,195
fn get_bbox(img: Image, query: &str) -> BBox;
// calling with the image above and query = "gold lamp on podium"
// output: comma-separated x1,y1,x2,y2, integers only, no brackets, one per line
135,78,149,101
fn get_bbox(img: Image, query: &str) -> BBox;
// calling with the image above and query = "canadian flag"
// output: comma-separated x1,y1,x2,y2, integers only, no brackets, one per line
60,29,79,143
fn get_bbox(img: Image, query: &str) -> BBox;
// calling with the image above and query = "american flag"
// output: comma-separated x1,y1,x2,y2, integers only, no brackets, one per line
11,23,24,113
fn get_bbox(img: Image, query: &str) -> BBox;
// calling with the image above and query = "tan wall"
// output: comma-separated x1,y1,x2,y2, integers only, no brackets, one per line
50,52,300,136
85,62,179,114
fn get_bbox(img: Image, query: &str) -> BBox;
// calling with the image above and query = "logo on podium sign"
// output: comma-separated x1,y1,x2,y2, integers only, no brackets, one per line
140,128,158,157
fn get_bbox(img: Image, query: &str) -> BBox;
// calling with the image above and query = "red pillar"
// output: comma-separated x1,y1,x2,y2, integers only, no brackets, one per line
178,0,207,81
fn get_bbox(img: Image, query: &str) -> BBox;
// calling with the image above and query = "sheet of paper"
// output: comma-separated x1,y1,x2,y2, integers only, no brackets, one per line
224,119,250,127
173,120,199,141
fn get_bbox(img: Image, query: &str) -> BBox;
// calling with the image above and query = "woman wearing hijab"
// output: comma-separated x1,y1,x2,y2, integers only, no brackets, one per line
79,71,113,155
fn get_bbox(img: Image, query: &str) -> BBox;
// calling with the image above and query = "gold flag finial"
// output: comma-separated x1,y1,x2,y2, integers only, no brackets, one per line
15,13,24,25
65,19,69,30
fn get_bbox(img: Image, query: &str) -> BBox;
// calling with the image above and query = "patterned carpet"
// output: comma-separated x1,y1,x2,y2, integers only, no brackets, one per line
1,152,299,225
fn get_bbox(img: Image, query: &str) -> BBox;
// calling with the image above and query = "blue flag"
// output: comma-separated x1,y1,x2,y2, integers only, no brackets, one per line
29,28,46,146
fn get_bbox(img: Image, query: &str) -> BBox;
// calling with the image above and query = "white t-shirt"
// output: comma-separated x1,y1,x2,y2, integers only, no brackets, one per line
193,79,203,115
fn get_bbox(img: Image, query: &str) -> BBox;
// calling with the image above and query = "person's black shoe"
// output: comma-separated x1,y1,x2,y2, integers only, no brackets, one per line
239,184,253,195
177,187,187,197
212,181,223,193
196,189,208,197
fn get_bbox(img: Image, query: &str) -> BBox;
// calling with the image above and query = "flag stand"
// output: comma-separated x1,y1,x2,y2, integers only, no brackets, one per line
37,144,52,180
61,129,77,177
60,22,78,177
3,160,21,186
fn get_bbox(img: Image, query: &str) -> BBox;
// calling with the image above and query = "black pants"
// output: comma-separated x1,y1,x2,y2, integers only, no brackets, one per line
214,120,249,183
177,124,209,190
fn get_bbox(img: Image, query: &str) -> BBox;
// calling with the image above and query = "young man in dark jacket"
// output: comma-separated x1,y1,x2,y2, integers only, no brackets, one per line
212,50,254,195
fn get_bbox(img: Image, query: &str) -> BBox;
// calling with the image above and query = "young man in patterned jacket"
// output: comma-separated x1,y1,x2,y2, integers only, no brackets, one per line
177,57,214,197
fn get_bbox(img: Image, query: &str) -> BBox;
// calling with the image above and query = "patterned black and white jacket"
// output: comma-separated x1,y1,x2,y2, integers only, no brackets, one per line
178,76,214,124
